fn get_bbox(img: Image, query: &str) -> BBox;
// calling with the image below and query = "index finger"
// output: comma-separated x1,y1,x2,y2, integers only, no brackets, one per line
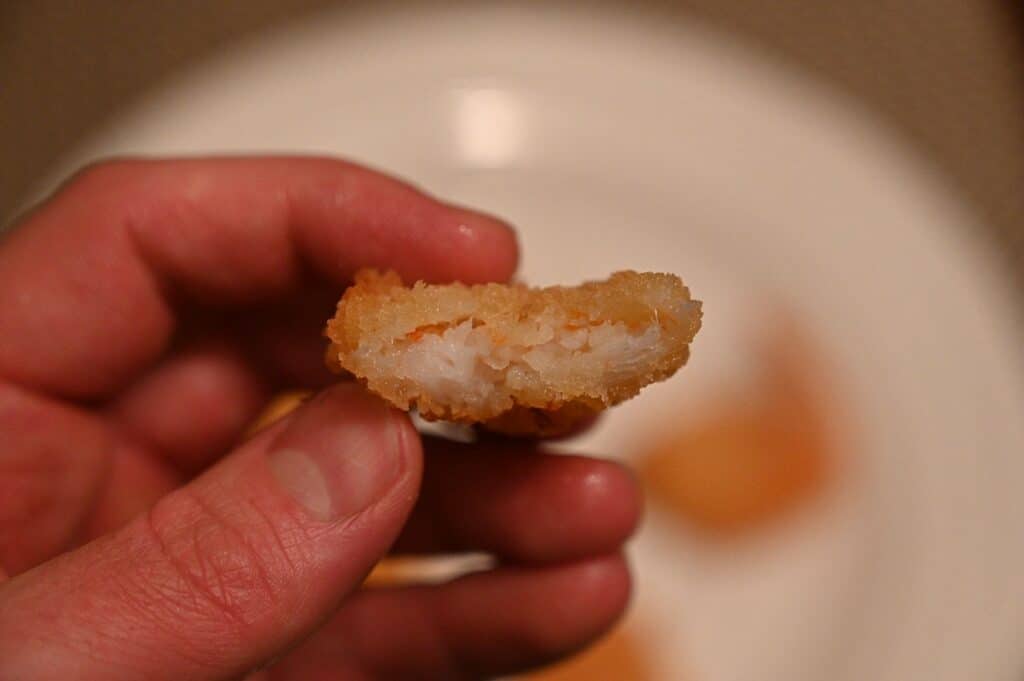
0,157,518,399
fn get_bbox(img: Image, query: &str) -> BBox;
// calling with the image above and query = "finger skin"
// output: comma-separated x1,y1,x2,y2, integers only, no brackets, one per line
277,555,632,680
0,384,422,681
0,157,518,400
393,439,642,563
102,286,350,475
106,340,271,474
80,439,181,541
0,381,114,574
0,155,647,681
215,285,347,389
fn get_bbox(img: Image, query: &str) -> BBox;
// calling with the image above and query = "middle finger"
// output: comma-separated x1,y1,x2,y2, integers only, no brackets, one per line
393,438,642,564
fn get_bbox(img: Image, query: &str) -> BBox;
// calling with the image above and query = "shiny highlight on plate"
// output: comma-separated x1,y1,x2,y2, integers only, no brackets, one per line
451,86,528,167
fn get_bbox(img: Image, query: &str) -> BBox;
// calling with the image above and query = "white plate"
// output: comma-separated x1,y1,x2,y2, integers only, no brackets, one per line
41,4,1024,680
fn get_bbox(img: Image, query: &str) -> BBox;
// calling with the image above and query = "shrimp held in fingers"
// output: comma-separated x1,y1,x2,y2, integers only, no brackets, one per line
326,269,702,436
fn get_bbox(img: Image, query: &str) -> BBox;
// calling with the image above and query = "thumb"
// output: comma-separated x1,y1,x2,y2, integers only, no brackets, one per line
0,383,420,681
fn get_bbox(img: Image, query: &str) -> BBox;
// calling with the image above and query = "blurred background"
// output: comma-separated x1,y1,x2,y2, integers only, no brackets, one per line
3,2,1024,680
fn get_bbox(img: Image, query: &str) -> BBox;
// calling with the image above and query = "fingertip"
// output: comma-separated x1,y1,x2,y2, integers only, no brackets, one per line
390,405,423,480
273,382,423,513
573,553,633,617
401,443,641,562
561,553,633,644
573,460,644,550
277,382,413,449
288,381,393,419
520,553,633,658
515,456,641,562
284,553,633,680
442,204,520,284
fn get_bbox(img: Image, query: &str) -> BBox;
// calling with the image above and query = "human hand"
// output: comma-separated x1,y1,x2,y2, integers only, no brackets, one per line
0,158,640,680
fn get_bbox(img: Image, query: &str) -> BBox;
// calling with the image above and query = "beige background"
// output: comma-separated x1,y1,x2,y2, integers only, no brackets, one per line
2,1,1022,284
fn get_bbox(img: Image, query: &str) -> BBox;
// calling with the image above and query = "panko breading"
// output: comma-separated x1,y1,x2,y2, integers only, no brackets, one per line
325,269,702,435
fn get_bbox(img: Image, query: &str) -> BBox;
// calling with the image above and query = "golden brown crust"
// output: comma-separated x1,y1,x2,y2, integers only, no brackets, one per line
482,403,600,437
325,269,701,435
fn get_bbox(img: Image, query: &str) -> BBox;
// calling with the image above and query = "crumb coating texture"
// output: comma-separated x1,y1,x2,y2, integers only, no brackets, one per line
326,269,701,435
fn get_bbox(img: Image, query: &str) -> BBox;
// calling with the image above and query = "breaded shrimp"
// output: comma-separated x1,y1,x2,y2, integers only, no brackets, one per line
325,269,702,435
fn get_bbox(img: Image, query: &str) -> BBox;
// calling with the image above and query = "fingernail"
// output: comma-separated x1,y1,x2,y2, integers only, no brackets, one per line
267,386,406,521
